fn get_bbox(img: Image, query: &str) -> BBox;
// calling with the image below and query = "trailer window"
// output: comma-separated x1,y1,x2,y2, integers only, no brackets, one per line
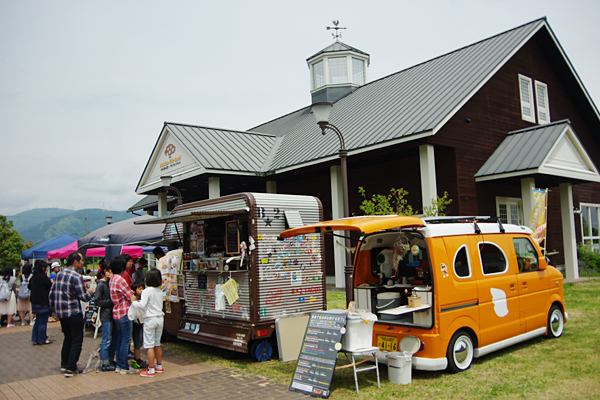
479,243,508,275
454,245,471,278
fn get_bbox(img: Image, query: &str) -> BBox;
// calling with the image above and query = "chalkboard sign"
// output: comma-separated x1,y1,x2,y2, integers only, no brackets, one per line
289,311,347,398
225,220,240,255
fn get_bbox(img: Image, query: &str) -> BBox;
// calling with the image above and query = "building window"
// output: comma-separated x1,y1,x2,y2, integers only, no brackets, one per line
497,197,522,225
535,81,550,124
518,74,550,125
519,74,535,123
352,57,365,85
328,57,348,84
313,60,325,89
580,203,600,253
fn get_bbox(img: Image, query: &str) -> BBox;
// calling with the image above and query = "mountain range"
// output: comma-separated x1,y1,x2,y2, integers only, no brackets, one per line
6,208,139,245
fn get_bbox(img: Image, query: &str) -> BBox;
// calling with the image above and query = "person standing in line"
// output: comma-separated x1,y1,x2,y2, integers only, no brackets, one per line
17,262,33,325
0,267,17,328
30,260,52,345
49,262,61,282
132,257,147,283
152,247,165,269
93,261,117,371
109,257,137,374
130,269,165,377
121,255,134,286
49,252,94,377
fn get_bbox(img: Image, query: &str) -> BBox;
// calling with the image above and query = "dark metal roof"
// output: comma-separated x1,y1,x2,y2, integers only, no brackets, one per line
165,123,279,173
476,120,570,178
251,18,549,171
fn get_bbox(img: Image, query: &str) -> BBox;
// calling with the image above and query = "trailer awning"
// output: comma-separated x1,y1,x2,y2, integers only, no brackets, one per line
134,208,250,225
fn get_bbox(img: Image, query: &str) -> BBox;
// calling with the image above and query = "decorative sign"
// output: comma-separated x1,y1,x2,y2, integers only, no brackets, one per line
289,312,347,399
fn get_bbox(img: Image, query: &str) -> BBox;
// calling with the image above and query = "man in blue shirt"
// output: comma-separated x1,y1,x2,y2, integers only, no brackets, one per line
49,252,94,377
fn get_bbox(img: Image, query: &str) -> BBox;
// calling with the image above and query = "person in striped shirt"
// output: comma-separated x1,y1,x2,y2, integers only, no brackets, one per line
48,252,94,377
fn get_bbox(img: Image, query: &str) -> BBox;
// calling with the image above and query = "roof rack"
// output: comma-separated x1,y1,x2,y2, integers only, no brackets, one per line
423,216,505,234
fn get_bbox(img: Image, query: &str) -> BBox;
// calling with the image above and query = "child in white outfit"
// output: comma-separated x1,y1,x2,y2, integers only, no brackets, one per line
129,269,165,377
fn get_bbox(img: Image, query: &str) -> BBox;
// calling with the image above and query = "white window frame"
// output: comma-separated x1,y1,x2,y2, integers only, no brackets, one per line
478,242,509,276
535,80,550,124
453,245,472,279
580,202,600,253
496,197,523,225
518,74,536,123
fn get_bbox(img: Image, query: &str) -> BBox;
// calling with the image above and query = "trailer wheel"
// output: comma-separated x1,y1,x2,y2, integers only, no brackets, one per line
250,339,273,362
446,330,474,373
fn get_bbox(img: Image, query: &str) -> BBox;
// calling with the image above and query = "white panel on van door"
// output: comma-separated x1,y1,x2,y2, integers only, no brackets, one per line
471,237,521,348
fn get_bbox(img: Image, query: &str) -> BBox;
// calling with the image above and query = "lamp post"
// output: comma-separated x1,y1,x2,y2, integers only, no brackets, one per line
160,176,183,206
105,216,113,225
311,102,353,302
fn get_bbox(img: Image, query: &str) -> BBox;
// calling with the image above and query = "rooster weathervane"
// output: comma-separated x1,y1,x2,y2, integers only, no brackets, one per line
326,20,346,40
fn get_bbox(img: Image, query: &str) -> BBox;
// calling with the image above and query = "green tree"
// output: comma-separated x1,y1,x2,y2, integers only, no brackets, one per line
358,187,452,217
0,215,25,267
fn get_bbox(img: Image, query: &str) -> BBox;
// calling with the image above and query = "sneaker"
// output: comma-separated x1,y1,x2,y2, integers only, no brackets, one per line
119,368,138,375
140,369,156,378
138,359,149,369
102,364,117,372
127,351,135,359
114,367,122,374
65,369,83,377
30,321,35,326
130,360,140,369
155,366,164,374
60,367,67,373
21,322,27,326
6,324,14,328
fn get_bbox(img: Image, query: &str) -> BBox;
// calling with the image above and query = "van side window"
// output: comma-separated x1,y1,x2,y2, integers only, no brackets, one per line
479,243,508,275
513,238,539,272
454,246,471,278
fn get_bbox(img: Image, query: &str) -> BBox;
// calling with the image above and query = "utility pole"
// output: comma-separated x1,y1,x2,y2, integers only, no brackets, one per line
84,216,87,235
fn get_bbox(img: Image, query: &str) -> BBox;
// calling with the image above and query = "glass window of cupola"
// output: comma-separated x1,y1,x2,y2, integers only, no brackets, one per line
352,57,365,85
313,60,325,89
328,57,348,84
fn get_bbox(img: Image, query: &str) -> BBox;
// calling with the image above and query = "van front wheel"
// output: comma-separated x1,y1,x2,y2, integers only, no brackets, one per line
547,305,564,338
446,330,474,373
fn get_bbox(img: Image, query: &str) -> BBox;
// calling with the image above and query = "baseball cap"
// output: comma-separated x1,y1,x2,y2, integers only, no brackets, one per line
51,262,61,269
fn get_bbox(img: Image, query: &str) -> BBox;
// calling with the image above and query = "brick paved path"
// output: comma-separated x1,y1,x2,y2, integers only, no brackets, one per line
0,323,305,399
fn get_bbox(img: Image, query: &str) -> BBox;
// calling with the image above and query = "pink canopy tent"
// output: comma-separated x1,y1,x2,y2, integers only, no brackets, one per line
47,241,143,259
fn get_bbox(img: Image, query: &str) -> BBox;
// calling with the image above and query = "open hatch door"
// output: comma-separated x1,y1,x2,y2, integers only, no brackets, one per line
279,215,426,239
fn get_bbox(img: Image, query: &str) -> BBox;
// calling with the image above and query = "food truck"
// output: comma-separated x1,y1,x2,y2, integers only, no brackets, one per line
138,192,326,360
280,215,566,372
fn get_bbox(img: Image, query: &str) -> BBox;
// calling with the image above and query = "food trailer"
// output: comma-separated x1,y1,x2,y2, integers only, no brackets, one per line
138,192,326,360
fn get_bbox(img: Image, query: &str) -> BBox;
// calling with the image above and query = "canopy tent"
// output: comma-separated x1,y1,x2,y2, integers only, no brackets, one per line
47,241,144,259
21,233,80,260
78,215,165,249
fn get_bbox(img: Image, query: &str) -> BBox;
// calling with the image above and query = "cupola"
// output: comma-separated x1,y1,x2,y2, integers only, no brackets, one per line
307,37,370,104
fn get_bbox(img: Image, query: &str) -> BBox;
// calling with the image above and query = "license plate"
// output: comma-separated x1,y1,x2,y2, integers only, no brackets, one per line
377,335,398,351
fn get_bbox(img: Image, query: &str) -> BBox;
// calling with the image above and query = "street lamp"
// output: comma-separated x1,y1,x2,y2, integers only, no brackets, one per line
311,102,350,219
311,101,353,304
160,175,183,206
105,216,113,225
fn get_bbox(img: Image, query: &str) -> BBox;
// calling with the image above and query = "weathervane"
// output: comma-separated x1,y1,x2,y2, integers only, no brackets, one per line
326,20,346,40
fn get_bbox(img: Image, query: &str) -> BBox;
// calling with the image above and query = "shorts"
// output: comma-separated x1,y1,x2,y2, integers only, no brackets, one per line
132,322,143,349
143,316,164,349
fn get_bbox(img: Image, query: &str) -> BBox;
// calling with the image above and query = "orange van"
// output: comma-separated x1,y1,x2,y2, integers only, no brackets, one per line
280,216,567,372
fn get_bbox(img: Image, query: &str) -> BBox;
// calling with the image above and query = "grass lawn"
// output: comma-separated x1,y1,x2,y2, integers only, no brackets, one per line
162,281,600,399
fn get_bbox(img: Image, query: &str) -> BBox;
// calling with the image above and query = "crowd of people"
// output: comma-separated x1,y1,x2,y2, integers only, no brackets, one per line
0,247,166,378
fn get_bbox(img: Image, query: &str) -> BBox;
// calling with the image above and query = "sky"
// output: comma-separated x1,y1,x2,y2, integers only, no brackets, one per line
1,0,599,217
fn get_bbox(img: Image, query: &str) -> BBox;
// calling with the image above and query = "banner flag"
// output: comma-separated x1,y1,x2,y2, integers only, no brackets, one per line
529,188,548,250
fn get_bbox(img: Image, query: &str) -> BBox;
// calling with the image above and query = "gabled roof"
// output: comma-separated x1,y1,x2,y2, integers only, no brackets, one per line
250,17,594,172
475,120,600,183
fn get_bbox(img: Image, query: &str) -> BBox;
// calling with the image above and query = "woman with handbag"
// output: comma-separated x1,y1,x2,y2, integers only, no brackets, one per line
30,260,52,345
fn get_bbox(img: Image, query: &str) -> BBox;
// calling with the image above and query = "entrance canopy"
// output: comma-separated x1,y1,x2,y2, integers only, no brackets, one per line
21,233,80,260
48,241,143,259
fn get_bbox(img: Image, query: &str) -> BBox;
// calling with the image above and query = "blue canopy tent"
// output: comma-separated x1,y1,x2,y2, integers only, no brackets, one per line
21,233,80,260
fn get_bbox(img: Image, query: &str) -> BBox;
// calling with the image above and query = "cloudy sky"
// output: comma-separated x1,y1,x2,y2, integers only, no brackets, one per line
1,0,598,217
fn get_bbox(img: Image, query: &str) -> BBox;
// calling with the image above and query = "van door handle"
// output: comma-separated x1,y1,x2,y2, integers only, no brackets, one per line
510,283,516,292
521,282,528,290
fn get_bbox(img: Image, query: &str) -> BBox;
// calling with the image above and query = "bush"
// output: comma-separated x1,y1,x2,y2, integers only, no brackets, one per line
577,243,600,273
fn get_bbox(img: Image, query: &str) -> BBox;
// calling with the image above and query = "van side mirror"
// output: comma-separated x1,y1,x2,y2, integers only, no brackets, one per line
539,257,547,271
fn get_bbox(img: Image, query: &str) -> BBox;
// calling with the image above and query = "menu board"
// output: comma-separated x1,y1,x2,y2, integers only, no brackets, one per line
289,312,347,399
225,220,240,255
